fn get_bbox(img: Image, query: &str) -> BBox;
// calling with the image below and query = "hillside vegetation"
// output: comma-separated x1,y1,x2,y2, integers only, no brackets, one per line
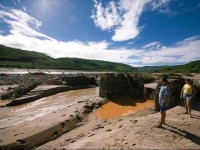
0,45,199,73
137,61,200,73
0,45,136,72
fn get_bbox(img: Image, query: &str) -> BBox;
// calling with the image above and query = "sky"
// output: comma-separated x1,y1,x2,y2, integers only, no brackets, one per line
0,0,200,67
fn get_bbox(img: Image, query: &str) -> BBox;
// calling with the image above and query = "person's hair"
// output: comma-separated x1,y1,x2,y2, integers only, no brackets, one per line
186,79,192,84
161,77,168,83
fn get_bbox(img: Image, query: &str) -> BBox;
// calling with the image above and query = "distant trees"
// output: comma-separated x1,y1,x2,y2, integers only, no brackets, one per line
0,45,136,72
0,45,199,73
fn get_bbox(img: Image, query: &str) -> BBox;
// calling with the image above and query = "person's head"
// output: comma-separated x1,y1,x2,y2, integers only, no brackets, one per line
185,79,192,84
161,77,168,85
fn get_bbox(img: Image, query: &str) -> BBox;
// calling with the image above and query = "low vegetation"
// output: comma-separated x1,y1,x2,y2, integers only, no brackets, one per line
0,45,136,72
0,45,199,73
137,61,200,73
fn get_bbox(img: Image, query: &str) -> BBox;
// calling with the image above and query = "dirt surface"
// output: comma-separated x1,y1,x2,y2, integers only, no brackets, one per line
0,72,200,149
1,87,200,149
38,104,200,149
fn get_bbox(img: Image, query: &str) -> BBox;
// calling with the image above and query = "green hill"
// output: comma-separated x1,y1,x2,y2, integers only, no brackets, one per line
1,45,199,73
0,45,136,72
137,60,200,73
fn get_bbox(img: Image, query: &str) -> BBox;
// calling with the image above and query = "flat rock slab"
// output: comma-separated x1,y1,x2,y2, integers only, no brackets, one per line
144,82,157,90
6,85,70,106
0,87,104,149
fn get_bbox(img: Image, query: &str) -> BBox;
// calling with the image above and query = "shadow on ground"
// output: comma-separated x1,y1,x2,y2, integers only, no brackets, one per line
109,96,150,106
164,124,200,146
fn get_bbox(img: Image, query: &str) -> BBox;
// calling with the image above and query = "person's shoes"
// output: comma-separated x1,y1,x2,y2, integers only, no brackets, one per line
183,112,188,114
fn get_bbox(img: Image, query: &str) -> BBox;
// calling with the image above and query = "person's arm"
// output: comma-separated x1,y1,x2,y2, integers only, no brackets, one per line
161,96,167,106
180,85,184,99
162,87,169,106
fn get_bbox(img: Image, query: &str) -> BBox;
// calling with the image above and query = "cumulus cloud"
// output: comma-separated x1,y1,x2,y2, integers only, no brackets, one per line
136,36,200,65
91,0,121,31
0,5,132,63
91,0,149,41
91,0,172,42
0,5,199,67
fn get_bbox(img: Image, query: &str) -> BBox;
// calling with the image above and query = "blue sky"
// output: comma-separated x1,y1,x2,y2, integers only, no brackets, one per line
0,0,200,67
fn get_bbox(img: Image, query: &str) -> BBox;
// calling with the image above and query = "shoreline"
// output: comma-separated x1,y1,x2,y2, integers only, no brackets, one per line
0,68,111,75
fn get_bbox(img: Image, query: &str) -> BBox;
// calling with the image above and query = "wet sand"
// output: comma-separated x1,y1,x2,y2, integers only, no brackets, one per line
0,87,99,129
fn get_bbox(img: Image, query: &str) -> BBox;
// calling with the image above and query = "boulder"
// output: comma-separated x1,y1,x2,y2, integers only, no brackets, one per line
99,73,144,99
62,75,96,87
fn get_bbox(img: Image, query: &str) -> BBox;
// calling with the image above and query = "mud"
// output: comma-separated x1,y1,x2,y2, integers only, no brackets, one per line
95,99,154,119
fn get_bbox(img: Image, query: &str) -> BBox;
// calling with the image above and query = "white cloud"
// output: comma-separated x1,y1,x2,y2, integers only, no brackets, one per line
91,0,172,42
112,0,150,41
0,5,52,41
138,37,200,65
0,5,199,67
91,0,149,42
91,0,121,31
150,0,170,13
142,41,161,50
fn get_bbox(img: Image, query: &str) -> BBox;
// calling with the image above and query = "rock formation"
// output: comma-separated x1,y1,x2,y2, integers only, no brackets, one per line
99,73,144,99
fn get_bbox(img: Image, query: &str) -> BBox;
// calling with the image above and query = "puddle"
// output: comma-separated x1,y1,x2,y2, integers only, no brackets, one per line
94,98,154,119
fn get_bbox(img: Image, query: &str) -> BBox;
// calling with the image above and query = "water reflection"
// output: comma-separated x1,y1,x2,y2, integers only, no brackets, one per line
95,98,154,119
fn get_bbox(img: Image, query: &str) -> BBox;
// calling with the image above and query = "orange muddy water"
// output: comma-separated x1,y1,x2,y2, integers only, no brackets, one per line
95,98,154,119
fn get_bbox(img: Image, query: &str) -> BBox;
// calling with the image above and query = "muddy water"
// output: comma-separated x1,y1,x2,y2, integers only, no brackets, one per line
0,87,99,129
95,98,154,119
0,87,154,129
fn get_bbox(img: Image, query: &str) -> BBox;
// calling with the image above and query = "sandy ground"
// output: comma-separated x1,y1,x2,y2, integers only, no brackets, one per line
0,73,200,149
38,103,200,149
1,86,200,149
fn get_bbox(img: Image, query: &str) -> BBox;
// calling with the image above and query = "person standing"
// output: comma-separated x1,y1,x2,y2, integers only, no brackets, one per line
157,77,170,128
180,79,197,118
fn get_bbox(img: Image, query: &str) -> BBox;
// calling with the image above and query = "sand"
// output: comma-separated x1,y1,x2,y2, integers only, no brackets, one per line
38,103,200,149
0,84,200,149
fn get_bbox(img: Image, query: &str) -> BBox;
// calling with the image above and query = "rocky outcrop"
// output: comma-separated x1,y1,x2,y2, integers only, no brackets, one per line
0,74,99,103
5,85,70,106
99,73,144,99
0,82,38,100
83,97,109,113
192,79,200,102
0,74,100,86
62,75,96,87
